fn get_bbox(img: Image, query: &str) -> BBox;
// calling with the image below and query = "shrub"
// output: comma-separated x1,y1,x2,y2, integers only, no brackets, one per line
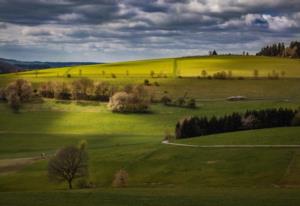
71,78,94,100
67,74,72,78
76,179,96,189
144,79,150,86
253,69,259,79
164,130,174,141
54,82,71,100
39,81,55,98
267,70,280,79
187,98,196,108
201,70,207,78
161,95,172,105
150,70,155,78
227,70,233,79
112,169,128,187
108,85,150,113
176,97,185,107
111,73,116,78
291,112,300,126
213,71,227,79
0,88,5,101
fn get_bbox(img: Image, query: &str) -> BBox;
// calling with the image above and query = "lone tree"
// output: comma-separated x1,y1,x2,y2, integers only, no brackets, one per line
201,70,207,78
48,143,88,189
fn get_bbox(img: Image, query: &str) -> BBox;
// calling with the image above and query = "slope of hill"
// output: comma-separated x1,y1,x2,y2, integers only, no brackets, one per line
2,55,299,79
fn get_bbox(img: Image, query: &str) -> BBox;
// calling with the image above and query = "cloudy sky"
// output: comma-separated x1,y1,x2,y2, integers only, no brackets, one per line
0,0,300,62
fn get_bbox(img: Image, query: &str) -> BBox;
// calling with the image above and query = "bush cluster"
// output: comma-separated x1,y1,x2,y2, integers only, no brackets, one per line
39,78,117,101
176,108,298,139
161,93,196,109
198,70,234,80
108,85,151,113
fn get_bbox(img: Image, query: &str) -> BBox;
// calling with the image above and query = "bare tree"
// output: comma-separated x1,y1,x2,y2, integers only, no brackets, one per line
7,92,21,112
71,78,94,100
253,69,259,79
5,79,33,102
48,145,88,189
201,70,207,78
5,79,32,111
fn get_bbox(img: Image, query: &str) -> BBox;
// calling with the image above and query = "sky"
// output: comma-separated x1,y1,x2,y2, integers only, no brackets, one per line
0,0,300,62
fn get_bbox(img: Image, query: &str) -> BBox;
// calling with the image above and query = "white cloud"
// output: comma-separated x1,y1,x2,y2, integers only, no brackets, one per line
220,13,298,31
58,13,85,22
263,14,298,31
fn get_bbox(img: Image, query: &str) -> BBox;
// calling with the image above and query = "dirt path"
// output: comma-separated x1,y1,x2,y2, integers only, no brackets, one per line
0,157,43,175
162,141,300,148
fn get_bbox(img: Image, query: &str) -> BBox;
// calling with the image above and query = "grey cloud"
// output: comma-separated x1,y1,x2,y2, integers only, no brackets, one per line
0,0,300,62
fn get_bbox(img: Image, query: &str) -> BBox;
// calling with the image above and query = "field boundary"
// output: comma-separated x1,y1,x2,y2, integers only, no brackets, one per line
162,141,300,148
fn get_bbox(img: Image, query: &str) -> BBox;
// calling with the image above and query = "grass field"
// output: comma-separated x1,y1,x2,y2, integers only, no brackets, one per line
1,56,300,81
2,188,300,206
0,55,300,205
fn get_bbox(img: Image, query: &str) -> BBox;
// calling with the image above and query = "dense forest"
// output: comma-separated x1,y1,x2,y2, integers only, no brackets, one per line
257,41,300,58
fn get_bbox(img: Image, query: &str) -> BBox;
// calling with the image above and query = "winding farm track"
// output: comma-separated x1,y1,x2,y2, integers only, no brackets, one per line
162,141,300,148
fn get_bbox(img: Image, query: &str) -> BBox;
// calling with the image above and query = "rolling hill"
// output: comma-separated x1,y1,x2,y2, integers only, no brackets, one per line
1,55,299,79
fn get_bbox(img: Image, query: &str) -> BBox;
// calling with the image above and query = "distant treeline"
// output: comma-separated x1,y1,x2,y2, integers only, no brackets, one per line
0,57,99,73
257,41,300,58
176,108,299,139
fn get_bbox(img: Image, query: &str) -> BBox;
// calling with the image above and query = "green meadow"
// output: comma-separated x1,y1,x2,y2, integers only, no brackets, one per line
0,55,300,205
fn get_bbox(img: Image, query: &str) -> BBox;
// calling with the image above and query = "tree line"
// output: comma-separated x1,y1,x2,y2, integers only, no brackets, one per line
0,78,153,113
257,41,300,58
176,108,299,139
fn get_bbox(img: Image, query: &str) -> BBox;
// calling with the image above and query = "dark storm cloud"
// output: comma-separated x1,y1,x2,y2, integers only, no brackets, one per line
0,0,299,61
0,0,122,25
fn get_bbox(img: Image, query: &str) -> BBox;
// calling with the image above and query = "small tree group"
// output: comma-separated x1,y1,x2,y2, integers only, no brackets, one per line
108,85,151,113
161,92,196,109
257,41,300,58
175,108,298,139
212,71,233,79
1,79,33,111
39,78,117,101
176,113,242,138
